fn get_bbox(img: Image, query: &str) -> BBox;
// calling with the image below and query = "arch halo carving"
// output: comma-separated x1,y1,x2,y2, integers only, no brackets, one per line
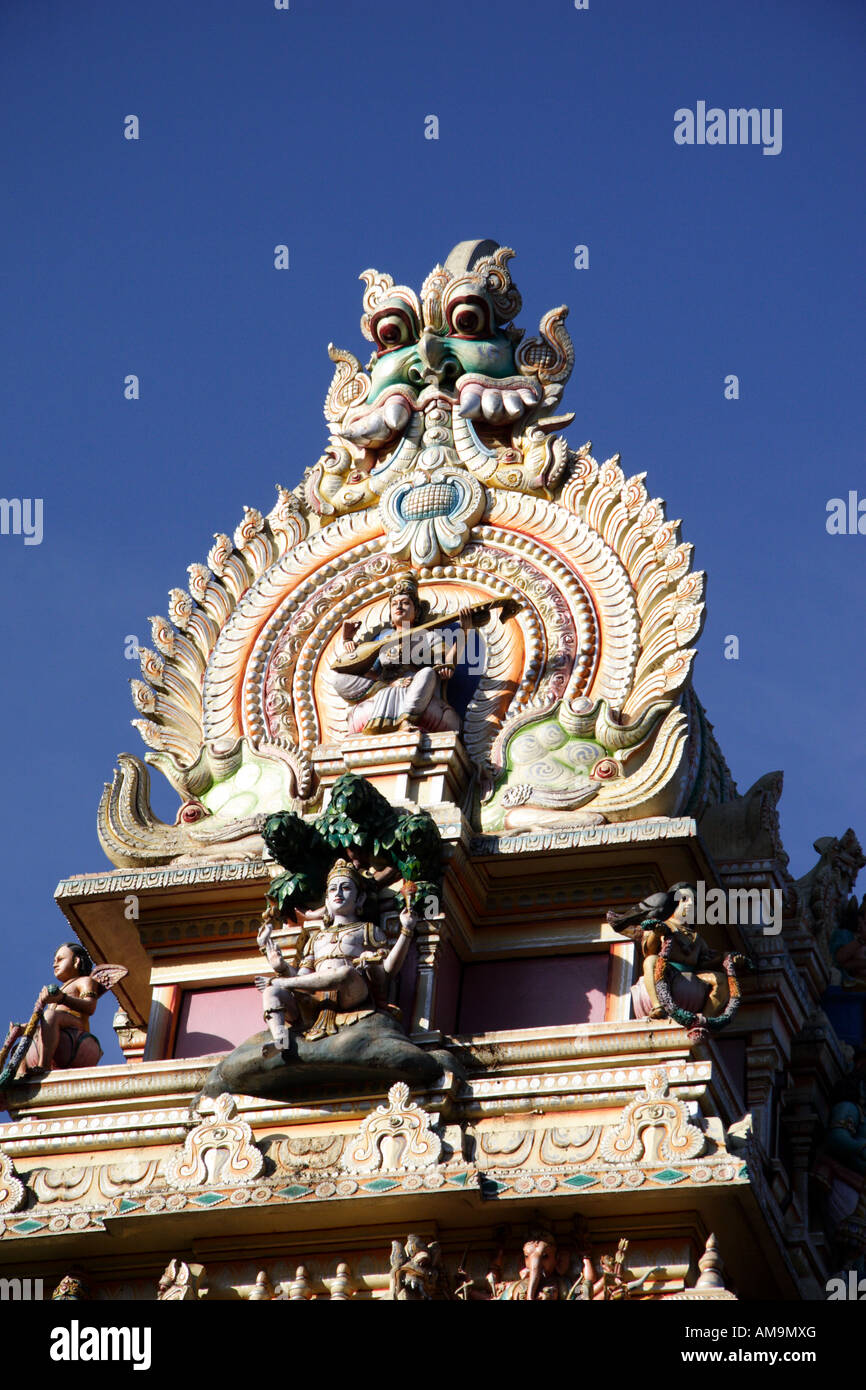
196,498,654,777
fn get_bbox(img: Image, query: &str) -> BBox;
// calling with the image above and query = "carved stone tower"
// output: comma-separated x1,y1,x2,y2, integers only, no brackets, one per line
0,242,861,1302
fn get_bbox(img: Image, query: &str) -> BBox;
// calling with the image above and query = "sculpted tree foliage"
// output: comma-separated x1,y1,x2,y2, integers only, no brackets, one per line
263,771,441,918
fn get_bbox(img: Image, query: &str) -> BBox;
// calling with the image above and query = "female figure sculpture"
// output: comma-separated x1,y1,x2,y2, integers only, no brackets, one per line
329,572,467,735
608,884,731,1023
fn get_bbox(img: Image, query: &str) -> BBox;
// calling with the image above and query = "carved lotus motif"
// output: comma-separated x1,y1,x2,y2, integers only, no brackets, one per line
343,1082,442,1174
165,1093,264,1189
379,468,485,567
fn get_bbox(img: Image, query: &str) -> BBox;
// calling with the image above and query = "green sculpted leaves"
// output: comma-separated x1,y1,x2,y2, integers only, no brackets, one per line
263,773,441,916
392,810,442,884
262,812,332,913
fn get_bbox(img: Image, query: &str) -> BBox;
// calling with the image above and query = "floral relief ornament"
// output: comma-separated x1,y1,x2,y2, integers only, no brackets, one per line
600,1070,705,1165
343,1081,442,1174
164,1092,264,1189
379,468,485,567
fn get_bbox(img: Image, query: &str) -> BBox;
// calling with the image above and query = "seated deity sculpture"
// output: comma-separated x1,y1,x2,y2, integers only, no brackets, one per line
457,1231,657,1301
255,859,416,1055
199,781,459,1104
498,1234,560,1300
608,883,732,1024
0,944,127,1086
494,1233,654,1301
329,571,470,735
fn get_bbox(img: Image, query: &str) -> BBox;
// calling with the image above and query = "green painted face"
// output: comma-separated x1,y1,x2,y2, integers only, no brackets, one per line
368,330,518,403
333,251,543,451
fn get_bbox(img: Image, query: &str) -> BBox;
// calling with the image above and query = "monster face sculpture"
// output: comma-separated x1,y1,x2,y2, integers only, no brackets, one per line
308,240,577,561
354,242,530,438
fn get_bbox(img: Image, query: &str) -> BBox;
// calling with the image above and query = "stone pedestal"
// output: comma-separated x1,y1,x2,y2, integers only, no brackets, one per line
312,730,473,810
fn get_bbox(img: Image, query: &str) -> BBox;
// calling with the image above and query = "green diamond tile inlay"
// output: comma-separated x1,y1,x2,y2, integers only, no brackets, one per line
118,1199,142,1213
447,1172,472,1187
192,1192,226,1206
279,1185,311,1199
652,1168,687,1184
363,1179,399,1192
11,1219,46,1234
738,1164,749,1179
480,1178,508,1195
564,1174,597,1189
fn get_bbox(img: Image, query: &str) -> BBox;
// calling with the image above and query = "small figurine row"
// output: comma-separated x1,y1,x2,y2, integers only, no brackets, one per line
0,877,757,1091
43,1230,729,1300
392,1230,660,1301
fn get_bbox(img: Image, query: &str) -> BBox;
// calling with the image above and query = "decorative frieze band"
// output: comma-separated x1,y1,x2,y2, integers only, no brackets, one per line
471,817,696,857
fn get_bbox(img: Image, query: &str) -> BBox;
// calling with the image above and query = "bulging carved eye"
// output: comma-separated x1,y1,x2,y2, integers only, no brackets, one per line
446,295,491,339
372,310,415,352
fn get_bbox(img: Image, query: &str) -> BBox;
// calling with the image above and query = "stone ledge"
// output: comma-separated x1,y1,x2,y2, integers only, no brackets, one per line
471,816,697,857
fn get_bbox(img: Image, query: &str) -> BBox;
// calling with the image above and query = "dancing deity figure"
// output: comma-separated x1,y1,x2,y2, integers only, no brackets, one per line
256,860,417,1054
329,571,469,735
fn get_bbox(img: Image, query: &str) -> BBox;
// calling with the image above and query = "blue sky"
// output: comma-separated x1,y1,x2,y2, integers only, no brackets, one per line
1,0,863,1066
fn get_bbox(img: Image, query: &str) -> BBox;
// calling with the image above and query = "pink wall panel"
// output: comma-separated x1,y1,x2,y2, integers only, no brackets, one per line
434,938,461,1034
457,952,609,1034
171,952,611,1056
173,984,264,1059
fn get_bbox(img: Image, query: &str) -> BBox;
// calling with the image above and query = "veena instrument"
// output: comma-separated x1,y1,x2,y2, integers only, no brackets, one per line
331,597,521,676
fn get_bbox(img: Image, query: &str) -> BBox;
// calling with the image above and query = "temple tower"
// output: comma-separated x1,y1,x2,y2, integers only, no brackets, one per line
0,242,861,1302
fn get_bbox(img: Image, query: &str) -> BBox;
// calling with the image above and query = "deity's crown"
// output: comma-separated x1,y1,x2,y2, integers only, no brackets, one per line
391,570,419,603
326,858,364,889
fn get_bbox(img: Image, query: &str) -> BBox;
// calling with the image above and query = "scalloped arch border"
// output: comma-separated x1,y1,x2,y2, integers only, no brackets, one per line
129,456,704,786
